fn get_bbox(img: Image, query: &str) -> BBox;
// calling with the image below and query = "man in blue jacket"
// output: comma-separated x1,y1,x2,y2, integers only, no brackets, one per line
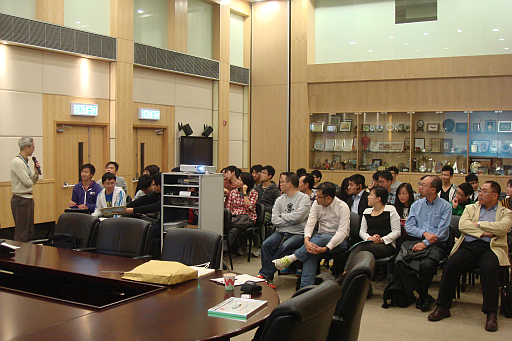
69,163,102,213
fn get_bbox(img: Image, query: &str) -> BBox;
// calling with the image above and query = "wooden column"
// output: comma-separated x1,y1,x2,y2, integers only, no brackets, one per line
36,0,64,25
168,0,188,52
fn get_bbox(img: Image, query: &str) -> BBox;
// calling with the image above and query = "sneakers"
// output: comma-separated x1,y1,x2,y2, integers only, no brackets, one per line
252,248,261,257
273,256,293,270
279,267,295,275
256,274,265,279
236,247,248,256
266,279,276,290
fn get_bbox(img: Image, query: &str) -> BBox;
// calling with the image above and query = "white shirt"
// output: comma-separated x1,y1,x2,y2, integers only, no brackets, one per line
351,190,364,214
304,196,350,250
359,205,401,246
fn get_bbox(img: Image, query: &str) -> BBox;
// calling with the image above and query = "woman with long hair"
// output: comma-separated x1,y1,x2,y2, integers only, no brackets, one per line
224,172,258,251
394,182,415,222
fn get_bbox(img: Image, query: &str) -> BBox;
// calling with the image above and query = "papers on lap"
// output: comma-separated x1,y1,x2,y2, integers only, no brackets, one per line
99,206,127,217
208,297,267,320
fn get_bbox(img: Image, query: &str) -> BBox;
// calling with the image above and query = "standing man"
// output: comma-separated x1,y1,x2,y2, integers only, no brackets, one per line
273,182,350,288
257,172,311,288
429,181,512,331
10,137,40,242
346,174,369,215
439,165,457,203
396,175,452,311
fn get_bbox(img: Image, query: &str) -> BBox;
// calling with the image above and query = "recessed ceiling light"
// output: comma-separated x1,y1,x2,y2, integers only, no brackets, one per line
405,43,408,45
425,55,429,57
499,38,505,41
137,9,144,13
444,47,448,49
349,41,356,44
493,28,499,32
416,50,419,52
505,47,510,50
369,49,373,52
389,36,394,39
2,41,7,45
457,29,462,33
424,32,429,35
75,21,81,24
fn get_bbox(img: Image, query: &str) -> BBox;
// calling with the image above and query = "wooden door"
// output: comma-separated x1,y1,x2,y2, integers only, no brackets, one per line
55,125,107,217
134,128,165,177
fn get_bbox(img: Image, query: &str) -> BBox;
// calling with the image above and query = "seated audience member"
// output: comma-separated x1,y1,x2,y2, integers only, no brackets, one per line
377,170,396,204
311,170,322,189
254,165,281,222
388,166,403,192
224,172,258,250
257,172,311,288
346,174,369,215
345,186,401,268
251,164,263,186
133,174,153,201
452,183,475,216
336,177,351,202
501,178,512,210
394,182,415,223
223,165,240,198
299,173,316,205
439,165,457,203
396,175,451,311
466,173,480,202
273,182,350,288
414,175,428,201
97,161,128,194
135,164,160,196
429,181,512,332
367,171,380,191
69,163,102,212
296,168,307,178
92,172,127,217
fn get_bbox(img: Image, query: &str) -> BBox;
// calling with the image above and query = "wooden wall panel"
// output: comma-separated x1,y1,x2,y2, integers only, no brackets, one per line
308,76,512,113
168,0,188,52
251,85,288,171
307,55,512,84
36,0,64,25
289,83,309,171
110,0,134,40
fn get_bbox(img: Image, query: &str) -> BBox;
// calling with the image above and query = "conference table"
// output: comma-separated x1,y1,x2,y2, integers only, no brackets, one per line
0,240,280,341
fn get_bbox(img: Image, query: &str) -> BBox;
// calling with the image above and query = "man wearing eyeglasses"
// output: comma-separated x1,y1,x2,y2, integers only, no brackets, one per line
429,181,512,332
396,175,452,312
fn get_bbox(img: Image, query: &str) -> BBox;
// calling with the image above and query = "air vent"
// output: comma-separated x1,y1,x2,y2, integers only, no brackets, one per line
0,13,116,61
134,42,220,80
230,65,250,85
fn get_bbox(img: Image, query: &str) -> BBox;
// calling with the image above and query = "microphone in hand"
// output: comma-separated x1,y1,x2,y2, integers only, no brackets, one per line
32,156,42,175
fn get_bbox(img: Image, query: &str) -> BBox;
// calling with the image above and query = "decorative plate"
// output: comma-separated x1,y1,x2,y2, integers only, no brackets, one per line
417,120,424,128
443,119,455,132
370,125,376,132
503,144,510,153
314,140,324,151
405,124,411,132
376,125,383,132
386,123,395,132
397,123,405,132
404,137,411,147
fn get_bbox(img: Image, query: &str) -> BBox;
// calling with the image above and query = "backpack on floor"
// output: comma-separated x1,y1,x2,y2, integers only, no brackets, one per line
382,279,415,308
500,284,512,318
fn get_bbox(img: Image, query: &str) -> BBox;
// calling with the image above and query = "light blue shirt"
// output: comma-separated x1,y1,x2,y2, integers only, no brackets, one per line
405,196,452,246
465,204,497,243
351,190,364,214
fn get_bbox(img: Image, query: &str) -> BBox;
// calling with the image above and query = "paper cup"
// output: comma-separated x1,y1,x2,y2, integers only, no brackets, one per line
224,273,236,290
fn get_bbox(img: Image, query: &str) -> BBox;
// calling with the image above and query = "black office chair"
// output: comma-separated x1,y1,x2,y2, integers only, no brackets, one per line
84,217,152,259
161,228,223,269
245,203,265,262
253,280,342,341
327,251,376,341
327,212,361,276
31,212,99,249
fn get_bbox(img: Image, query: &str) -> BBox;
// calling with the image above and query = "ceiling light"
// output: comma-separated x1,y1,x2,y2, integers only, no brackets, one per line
499,38,505,41
389,36,394,39
424,32,429,35
416,50,419,52
505,48,510,50
2,41,7,45
405,43,408,45
369,49,373,52
137,9,144,13
457,29,462,32
444,47,448,49
493,28,499,32
75,21,81,24
349,41,356,44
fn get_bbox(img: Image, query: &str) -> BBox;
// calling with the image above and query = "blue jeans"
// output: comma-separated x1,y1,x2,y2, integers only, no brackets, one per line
294,233,348,288
259,232,304,280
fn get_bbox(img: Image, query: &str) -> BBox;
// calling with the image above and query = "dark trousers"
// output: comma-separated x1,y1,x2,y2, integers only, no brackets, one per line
436,240,500,314
397,254,438,298
225,214,253,248
346,242,396,269
11,195,35,242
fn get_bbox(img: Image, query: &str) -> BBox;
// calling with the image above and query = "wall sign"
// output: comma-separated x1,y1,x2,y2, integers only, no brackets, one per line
71,103,98,117
138,108,160,120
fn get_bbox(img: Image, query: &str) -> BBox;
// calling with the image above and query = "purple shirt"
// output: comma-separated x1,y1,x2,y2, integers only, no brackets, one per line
71,180,102,212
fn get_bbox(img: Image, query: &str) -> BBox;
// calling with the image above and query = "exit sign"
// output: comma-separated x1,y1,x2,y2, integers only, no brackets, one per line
71,103,98,117
138,108,160,120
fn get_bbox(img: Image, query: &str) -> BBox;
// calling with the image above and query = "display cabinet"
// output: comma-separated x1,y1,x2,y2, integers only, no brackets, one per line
309,110,512,177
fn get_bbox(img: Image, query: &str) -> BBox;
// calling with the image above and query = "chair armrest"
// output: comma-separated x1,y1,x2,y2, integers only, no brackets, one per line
132,255,152,260
74,247,96,252
30,238,49,244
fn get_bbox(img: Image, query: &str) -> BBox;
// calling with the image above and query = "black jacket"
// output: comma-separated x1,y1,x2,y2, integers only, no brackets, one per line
127,191,160,214
346,190,369,216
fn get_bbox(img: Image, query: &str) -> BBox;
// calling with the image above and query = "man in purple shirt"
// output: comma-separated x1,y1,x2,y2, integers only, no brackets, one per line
69,163,102,213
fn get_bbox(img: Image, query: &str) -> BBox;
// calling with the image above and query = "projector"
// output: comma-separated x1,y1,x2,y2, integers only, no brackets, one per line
179,164,216,174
